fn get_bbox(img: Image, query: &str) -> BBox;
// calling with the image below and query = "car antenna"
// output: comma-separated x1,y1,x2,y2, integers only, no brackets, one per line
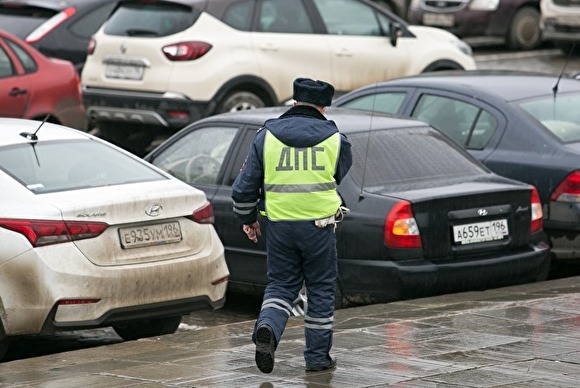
19,114,50,142
358,83,379,201
552,43,576,97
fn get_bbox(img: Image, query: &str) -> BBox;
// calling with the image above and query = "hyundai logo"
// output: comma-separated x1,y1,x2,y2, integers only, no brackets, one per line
477,209,488,216
145,204,162,217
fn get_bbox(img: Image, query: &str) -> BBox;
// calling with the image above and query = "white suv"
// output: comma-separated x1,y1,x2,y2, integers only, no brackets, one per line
81,0,476,152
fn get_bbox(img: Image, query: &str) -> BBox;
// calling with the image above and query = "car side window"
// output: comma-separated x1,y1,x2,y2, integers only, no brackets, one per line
313,0,382,36
467,110,498,149
338,92,406,114
411,94,496,149
151,126,238,185
0,44,15,78
258,0,313,33
5,39,36,73
222,0,254,31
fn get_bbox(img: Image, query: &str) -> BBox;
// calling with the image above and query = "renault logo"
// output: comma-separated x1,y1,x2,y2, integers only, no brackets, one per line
477,209,488,216
120,42,127,54
145,204,162,217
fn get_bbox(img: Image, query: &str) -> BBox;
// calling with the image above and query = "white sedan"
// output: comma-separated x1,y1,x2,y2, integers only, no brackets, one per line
0,118,229,360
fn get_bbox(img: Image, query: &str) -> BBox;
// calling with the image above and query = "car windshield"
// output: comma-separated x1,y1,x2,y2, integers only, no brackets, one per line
104,1,199,37
0,139,166,193
515,92,580,143
349,126,487,190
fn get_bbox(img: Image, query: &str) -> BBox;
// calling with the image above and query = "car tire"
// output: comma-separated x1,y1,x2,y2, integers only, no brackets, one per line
216,91,266,114
507,7,541,51
113,316,182,341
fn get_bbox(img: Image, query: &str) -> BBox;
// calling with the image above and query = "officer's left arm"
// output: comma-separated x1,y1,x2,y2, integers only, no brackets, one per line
335,133,353,185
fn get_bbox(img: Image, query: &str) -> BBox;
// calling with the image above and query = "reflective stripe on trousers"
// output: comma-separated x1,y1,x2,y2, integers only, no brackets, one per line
253,219,337,367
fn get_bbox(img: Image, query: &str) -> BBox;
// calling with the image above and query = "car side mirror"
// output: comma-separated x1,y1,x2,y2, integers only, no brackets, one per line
390,23,401,47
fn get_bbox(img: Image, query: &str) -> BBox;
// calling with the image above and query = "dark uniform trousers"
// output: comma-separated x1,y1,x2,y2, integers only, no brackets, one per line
253,218,337,367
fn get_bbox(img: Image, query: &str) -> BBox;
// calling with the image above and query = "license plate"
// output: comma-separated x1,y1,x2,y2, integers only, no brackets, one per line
105,64,144,80
422,13,454,27
119,221,182,249
453,219,508,245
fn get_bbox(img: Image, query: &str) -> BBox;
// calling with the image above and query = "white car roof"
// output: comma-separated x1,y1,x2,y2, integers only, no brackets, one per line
0,118,89,147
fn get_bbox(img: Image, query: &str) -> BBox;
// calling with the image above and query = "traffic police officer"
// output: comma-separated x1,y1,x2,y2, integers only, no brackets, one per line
231,78,352,373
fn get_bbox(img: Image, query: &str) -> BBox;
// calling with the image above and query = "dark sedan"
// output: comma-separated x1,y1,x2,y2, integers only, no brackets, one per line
0,0,118,72
333,71,580,263
407,0,541,50
145,107,550,308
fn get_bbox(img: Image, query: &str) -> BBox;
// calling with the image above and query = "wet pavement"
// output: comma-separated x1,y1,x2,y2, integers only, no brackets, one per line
1,276,579,387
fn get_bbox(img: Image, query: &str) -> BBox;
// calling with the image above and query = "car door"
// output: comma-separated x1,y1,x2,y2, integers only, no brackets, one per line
0,37,28,118
250,0,332,103
310,0,410,93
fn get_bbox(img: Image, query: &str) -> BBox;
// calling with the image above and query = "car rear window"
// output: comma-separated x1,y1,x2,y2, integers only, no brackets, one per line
348,126,487,188
0,5,56,38
0,140,166,193
104,1,200,37
515,92,580,143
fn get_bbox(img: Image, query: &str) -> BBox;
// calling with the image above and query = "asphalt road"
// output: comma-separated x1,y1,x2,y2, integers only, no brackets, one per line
4,43,580,363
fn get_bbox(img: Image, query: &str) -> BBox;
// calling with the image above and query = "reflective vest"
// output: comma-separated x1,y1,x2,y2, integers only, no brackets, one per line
263,130,341,221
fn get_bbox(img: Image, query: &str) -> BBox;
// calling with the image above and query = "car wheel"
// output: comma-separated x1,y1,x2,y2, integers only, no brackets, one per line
216,91,265,114
292,285,308,316
113,316,182,341
507,7,541,50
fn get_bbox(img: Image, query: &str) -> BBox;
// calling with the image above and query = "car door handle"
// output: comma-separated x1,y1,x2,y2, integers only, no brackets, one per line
335,49,352,57
258,43,278,52
9,87,27,96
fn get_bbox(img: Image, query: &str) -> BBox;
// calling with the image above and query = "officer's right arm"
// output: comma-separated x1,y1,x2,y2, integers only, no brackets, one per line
232,133,265,225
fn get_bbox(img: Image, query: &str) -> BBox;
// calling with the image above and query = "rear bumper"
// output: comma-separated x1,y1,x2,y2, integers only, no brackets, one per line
82,87,211,130
338,243,551,306
0,241,228,336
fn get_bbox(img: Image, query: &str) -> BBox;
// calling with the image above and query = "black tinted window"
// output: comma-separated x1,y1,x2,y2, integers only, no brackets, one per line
70,3,117,38
349,127,486,188
104,2,200,37
0,6,55,38
5,38,37,73
0,44,15,78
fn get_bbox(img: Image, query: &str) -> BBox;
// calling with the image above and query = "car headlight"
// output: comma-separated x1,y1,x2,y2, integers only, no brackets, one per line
451,37,473,56
469,0,500,11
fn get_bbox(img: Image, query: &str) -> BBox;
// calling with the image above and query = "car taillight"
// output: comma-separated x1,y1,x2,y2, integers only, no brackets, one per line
0,219,108,247
162,42,212,61
87,36,96,55
550,171,580,203
531,187,543,233
384,200,422,248
190,202,215,224
26,7,76,43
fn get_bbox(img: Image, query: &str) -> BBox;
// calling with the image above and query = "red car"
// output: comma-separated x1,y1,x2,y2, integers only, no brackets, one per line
0,29,86,130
